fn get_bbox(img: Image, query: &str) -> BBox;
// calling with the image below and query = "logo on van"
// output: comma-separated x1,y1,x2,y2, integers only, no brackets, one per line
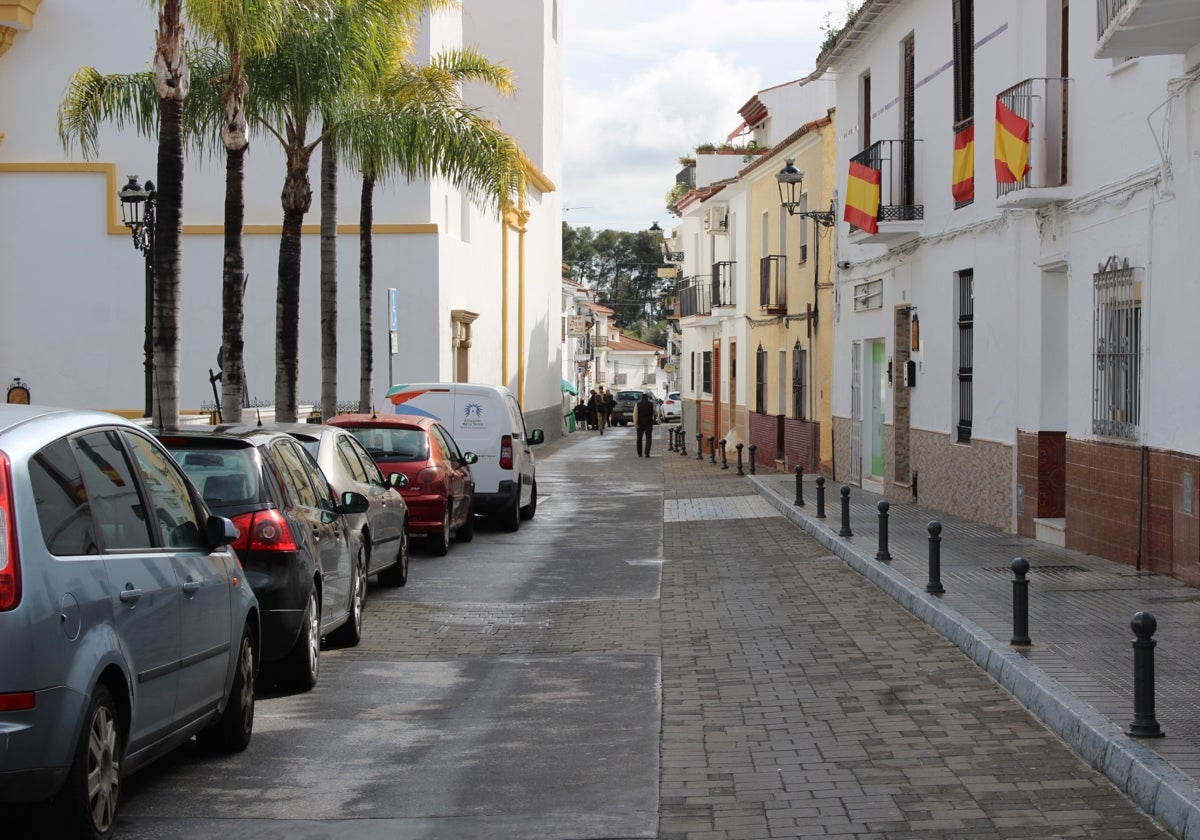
464,403,484,418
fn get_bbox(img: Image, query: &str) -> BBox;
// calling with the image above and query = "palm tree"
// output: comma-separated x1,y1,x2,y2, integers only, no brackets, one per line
339,50,526,410
59,0,289,427
184,0,289,424
241,0,447,422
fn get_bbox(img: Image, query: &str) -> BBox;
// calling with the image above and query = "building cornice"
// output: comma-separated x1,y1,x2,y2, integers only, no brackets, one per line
0,0,41,31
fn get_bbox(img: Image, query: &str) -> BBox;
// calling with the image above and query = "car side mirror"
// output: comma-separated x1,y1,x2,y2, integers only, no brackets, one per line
206,514,239,548
339,490,370,515
462,452,479,465
388,472,408,489
529,429,545,445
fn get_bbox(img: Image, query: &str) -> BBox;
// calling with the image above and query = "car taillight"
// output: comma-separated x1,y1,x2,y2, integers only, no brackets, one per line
416,466,440,487
0,452,21,612
500,435,513,470
230,509,297,553
0,691,34,711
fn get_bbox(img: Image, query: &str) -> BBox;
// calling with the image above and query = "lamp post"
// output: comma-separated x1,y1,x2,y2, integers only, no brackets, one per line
119,175,156,418
777,159,835,474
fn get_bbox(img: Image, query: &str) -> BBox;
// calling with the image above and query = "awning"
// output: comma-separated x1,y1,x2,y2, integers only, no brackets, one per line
561,378,578,396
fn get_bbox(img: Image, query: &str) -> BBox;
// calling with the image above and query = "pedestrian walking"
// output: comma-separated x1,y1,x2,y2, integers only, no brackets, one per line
633,392,658,457
603,387,615,429
586,390,599,430
596,386,611,434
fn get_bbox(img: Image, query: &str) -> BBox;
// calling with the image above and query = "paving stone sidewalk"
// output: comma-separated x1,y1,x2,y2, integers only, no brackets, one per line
651,443,1171,839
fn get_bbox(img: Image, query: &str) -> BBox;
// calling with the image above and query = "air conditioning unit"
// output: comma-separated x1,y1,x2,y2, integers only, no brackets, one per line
703,205,727,235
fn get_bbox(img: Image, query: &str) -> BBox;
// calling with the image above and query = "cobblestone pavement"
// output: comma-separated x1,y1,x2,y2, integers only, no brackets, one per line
654,438,1170,839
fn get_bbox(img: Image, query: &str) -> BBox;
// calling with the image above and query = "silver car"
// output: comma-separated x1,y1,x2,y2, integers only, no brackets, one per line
0,406,259,838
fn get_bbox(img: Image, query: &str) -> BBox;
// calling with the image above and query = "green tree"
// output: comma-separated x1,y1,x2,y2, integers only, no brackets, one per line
338,50,525,410
563,224,670,329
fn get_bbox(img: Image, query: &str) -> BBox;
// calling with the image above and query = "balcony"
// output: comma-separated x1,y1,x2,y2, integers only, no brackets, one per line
848,139,924,247
712,261,736,308
1096,0,1200,58
760,256,787,314
995,78,1072,209
677,275,713,318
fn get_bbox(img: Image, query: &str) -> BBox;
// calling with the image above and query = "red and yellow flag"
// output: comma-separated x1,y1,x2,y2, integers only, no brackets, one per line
994,98,1031,184
843,161,881,234
952,124,974,202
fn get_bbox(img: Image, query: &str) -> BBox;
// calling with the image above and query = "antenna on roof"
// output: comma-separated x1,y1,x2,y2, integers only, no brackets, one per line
256,407,263,427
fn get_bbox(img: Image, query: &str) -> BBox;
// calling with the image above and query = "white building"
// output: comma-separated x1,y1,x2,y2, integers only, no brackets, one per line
821,0,1200,584
0,0,564,435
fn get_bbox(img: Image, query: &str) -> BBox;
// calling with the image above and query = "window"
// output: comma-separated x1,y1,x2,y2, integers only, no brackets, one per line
1092,256,1141,439
30,438,97,555
124,432,206,548
272,439,320,508
336,436,371,483
952,0,974,125
956,270,974,443
73,431,154,550
792,341,807,420
702,351,713,394
755,345,767,414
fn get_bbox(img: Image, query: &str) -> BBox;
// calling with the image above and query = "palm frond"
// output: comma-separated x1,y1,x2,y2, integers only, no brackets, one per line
57,68,158,159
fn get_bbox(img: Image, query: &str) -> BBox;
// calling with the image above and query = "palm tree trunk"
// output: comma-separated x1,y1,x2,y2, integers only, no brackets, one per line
359,173,376,411
319,141,338,421
221,142,247,424
275,138,313,423
153,0,187,429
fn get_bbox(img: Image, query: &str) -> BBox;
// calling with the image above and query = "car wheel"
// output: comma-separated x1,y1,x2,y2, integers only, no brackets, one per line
519,480,537,521
499,492,521,533
377,523,409,587
52,684,122,839
429,508,451,556
282,586,321,691
197,624,255,753
456,499,475,543
330,556,366,647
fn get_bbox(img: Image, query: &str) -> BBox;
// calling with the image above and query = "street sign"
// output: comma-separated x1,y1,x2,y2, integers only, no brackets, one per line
568,315,590,336
389,288,398,332
664,363,676,374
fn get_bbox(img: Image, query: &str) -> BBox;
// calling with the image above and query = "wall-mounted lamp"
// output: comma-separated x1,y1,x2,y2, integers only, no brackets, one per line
776,159,835,226
910,310,920,352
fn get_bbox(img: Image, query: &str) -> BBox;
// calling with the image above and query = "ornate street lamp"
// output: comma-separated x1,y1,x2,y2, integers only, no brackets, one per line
776,159,836,226
119,175,156,418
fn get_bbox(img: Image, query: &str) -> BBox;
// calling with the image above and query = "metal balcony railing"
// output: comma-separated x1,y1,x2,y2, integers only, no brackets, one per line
849,139,924,231
712,261,736,308
996,77,1070,198
677,275,712,318
760,255,787,314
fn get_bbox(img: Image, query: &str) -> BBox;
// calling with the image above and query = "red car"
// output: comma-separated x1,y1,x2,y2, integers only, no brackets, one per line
329,414,477,556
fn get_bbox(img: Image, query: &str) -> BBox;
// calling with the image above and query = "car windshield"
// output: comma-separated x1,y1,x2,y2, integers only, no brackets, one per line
344,427,429,462
164,443,263,507
617,391,642,400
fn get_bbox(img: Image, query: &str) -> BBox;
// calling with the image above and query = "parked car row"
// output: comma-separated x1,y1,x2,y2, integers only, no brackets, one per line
0,384,545,838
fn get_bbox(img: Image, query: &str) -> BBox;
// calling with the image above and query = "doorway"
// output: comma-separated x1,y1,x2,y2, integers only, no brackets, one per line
868,340,887,486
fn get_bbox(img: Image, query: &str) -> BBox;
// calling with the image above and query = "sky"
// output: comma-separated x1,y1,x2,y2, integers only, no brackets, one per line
561,0,856,235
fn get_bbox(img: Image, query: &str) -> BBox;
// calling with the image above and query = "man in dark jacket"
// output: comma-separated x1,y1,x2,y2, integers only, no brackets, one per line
633,392,658,457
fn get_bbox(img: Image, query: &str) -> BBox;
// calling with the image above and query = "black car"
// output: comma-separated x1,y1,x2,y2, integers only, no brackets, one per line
610,390,660,426
157,426,369,692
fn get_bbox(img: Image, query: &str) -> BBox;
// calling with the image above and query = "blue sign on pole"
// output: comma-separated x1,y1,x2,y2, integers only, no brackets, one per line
389,288,398,332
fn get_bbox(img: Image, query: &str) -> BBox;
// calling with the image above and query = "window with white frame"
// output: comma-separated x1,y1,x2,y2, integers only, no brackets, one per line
1092,256,1141,439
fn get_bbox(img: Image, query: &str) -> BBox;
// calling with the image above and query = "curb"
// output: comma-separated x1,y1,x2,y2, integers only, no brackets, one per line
749,475,1200,840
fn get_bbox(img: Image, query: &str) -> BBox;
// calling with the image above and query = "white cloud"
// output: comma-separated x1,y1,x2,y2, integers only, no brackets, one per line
562,0,853,232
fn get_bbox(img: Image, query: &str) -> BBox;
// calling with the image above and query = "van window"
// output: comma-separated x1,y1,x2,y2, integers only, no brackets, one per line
505,395,529,438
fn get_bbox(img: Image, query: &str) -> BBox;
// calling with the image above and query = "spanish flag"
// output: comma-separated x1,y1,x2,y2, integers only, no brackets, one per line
844,161,881,234
995,98,1031,183
952,124,974,203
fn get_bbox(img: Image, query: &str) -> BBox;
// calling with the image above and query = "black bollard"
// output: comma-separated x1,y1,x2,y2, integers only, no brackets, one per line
1010,558,1031,646
816,476,826,519
679,427,687,456
668,427,677,452
696,433,703,461
1128,611,1165,738
748,444,757,475
838,485,853,537
925,521,945,594
875,500,891,562
736,443,744,475
708,435,716,464
720,439,728,469
794,465,805,507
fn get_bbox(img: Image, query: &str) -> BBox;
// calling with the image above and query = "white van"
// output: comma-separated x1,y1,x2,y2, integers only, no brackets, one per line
386,383,545,530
